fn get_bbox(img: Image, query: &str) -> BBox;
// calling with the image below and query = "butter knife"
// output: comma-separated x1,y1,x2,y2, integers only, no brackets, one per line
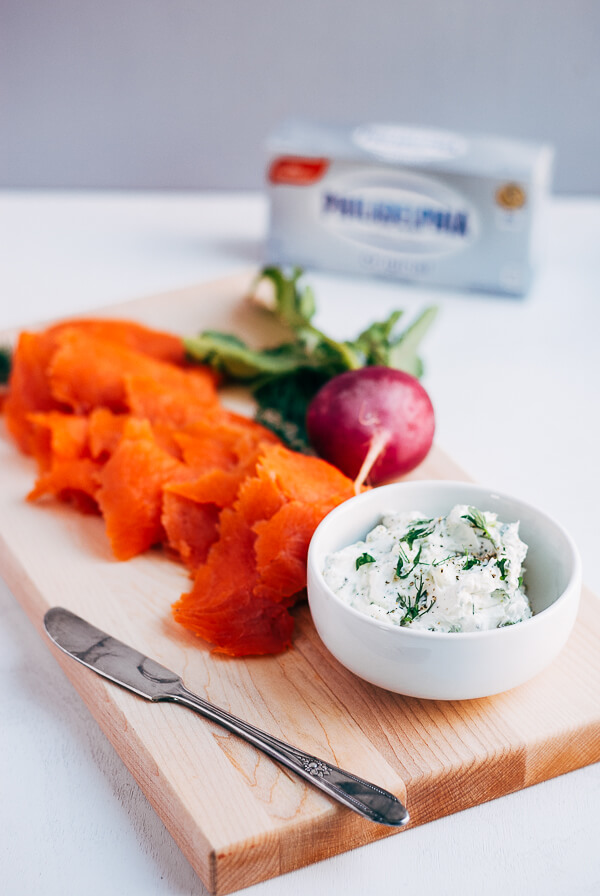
43,607,409,827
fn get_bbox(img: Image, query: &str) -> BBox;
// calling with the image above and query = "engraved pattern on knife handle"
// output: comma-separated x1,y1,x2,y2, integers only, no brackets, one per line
171,684,409,827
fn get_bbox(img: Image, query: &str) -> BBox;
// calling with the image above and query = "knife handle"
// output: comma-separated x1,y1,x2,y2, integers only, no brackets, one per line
171,684,408,827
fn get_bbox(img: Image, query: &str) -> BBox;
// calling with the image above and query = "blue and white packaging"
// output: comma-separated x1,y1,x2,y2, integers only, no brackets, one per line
266,121,554,295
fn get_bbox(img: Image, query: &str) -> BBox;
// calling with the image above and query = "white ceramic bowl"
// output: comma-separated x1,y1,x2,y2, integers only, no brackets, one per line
307,481,581,700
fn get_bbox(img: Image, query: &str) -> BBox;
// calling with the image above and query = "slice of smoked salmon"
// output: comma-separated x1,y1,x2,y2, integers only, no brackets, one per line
252,447,356,602
174,414,279,473
256,443,356,504
25,411,99,510
167,437,275,507
172,504,294,656
96,418,186,560
161,491,221,571
166,468,248,509
163,437,280,573
252,501,329,602
27,457,101,513
4,319,190,453
3,330,68,454
123,373,220,429
87,408,128,460
48,329,217,415
46,318,186,365
26,411,90,471
172,444,355,655
234,461,289,526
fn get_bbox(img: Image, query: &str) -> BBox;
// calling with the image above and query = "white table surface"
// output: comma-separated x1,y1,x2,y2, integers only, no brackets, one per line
1,191,599,896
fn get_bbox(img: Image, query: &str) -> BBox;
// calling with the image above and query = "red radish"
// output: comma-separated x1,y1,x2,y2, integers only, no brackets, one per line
306,366,434,489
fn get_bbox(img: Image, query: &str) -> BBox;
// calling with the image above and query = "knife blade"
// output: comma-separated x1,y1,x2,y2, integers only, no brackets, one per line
44,607,409,827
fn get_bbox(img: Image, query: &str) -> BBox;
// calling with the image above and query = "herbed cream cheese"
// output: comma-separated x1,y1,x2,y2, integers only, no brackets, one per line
323,504,532,633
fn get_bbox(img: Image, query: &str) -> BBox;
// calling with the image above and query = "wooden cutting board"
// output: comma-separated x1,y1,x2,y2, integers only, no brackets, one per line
1,272,599,895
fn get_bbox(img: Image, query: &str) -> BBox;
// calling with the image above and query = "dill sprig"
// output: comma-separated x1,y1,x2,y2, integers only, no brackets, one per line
432,554,455,567
396,543,423,579
396,574,436,626
461,506,496,543
403,518,435,550
395,543,409,576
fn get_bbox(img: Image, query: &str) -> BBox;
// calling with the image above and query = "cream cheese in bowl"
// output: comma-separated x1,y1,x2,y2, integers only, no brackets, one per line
323,504,532,633
307,481,581,700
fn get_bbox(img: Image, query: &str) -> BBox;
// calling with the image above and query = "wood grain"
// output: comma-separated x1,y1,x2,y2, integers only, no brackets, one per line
1,271,599,895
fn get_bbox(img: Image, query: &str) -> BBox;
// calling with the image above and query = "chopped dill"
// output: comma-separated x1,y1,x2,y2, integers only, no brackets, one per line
356,552,375,570
496,557,509,580
403,518,435,550
462,554,480,571
432,554,455,567
395,543,409,576
461,506,496,543
396,573,436,626
396,543,423,579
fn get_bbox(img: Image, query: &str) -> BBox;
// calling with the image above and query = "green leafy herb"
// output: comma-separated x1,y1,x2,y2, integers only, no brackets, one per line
352,306,438,377
356,552,376,570
496,557,509,580
462,554,480,571
396,574,436,626
403,519,435,550
518,575,524,589
395,543,409,576
432,554,455,567
396,543,423,579
0,346,12,385
461,507,496,543
385,307,439,378
182,331,310,382
259,266,317,331
253,369,328,450
184,267,437,449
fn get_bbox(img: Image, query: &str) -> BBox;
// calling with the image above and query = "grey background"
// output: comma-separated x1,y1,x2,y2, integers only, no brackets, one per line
1,0,598,194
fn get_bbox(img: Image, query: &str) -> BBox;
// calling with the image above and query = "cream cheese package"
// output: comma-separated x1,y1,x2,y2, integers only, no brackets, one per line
265,120,554,295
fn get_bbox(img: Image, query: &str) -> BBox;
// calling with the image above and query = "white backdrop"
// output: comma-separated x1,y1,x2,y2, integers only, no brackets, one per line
1,0,598,193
